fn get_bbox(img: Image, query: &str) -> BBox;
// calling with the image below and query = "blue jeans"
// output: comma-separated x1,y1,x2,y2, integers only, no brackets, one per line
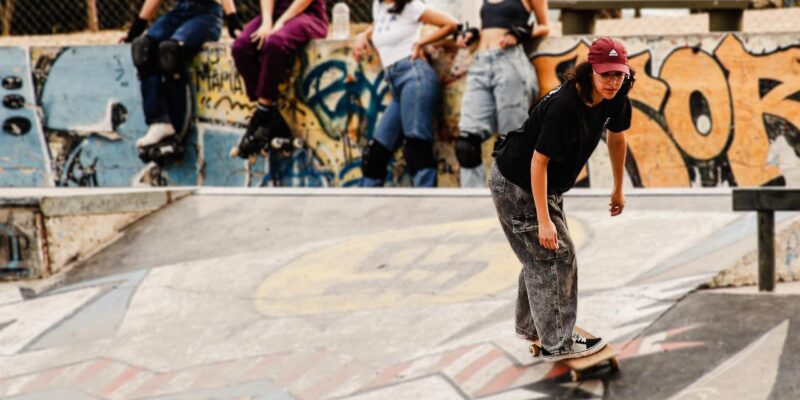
458,46,538,188
140,0,222,129
362,58,441,187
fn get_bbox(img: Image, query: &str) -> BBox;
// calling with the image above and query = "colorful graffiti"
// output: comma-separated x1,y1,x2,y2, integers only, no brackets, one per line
533,34,800,188
0,47,51,187
0,33,799,188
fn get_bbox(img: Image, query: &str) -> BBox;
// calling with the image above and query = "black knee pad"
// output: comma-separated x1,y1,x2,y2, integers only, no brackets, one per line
131,35,159,78
403,138,436,175
158,40,189,75
455,133,483,168
362,140,392,180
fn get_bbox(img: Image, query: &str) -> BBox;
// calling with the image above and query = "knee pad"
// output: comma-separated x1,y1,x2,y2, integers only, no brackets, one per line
131,35,159,78
158,40,189,75
455,133,483,168
403,138,436,175
362,140,392,180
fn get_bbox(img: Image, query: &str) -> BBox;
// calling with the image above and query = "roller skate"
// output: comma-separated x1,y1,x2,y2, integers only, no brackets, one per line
230,105,280,159
136,122,185,164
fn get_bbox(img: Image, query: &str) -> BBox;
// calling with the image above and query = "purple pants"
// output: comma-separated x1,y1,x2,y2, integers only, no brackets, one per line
232,11,328,101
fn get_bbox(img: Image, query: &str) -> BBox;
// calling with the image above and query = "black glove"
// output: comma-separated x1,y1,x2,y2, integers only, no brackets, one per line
225,12,244,39
455,23,480,46
507,13,536,42
124,17,148,43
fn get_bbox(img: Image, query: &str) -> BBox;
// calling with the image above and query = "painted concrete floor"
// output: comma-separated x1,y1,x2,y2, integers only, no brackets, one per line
0,190,797,399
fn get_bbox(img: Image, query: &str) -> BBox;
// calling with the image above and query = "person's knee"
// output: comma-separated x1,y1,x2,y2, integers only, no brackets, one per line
361,139,392,180
158,40,190,76
455,133,483,168
403,138,436,175
131,35,160,78
263,36,290,55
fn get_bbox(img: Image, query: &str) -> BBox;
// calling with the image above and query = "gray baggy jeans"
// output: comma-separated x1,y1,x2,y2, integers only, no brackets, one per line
488,162,577,352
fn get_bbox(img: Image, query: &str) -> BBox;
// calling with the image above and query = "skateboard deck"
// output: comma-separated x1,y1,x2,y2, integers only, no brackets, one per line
529,326,620,381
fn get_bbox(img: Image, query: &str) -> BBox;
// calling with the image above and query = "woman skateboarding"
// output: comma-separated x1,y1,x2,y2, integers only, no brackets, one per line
490,37,634,361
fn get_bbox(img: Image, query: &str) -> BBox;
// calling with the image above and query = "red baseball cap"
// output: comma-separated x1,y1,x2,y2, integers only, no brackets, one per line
588,37,629,76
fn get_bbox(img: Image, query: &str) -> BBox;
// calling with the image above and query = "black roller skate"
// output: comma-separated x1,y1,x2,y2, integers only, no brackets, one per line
230,105,281,159
136,122,185,164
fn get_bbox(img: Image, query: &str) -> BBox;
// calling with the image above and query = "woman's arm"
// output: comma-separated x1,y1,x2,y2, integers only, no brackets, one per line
221,0,243,39
250,0,276,49
412,8,458,59
607,132,626,216
121,0,161,42
260,0,275,23
220,0,237,15
273,0,314,30
353,25,374,62
528,0,551,37
416,9,459,46
137,0,163,20
531,150,559,250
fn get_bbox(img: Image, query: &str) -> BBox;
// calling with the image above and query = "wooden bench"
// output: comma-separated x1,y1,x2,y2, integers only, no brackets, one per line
732,188,800,292
550,0,753,34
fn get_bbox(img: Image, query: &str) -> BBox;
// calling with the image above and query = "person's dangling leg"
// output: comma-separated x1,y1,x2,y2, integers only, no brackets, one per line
398,59,440,187
457,54,496,188
132,9,181,151
231,13,328,158
362,98,402,187
231,16,264,102
160,3,222,139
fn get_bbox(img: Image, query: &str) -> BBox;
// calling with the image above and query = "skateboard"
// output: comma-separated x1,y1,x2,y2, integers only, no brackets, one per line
529,326,620,381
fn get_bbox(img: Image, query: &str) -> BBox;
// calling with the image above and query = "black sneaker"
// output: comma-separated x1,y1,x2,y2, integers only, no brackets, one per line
541,332,605,362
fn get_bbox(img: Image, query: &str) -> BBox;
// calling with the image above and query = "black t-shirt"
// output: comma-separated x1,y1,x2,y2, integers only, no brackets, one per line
494,82,632,194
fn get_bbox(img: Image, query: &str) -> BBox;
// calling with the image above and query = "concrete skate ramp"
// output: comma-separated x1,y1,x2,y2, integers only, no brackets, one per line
2,188,795,399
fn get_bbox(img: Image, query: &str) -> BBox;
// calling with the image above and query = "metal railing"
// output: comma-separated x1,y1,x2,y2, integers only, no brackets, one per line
0,0,373,36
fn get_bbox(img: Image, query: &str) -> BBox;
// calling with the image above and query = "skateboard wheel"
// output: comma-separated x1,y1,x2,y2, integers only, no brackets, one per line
529,344,540,357
610,357,620,371
570,370,580,382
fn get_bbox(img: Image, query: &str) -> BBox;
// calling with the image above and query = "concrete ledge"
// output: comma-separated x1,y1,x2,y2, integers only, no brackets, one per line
196,187,734,198
0,189,193,281
40,189,194,217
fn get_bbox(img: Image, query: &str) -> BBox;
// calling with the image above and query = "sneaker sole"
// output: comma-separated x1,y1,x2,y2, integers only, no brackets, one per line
542,339,607,362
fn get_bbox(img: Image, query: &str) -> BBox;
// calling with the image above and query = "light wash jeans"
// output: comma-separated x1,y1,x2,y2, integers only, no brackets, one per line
488,162,578,352
459,45,538,188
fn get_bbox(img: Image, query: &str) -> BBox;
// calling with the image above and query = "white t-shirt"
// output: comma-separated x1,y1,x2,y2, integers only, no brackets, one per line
371,0,428,68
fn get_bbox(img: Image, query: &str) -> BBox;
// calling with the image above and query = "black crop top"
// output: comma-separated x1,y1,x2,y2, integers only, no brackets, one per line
480,0,529,30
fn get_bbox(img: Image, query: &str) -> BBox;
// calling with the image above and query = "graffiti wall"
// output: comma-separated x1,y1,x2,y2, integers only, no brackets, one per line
535,34,800,188
0,33,798,188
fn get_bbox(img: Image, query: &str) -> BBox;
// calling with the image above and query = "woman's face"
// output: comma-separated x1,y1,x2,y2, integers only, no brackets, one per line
592,70,626,100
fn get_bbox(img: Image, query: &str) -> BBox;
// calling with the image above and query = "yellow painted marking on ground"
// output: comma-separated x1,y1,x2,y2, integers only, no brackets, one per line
403,269,431,282
254,217,587,316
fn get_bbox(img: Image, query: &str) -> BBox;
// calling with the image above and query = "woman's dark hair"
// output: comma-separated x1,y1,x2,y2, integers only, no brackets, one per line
564,62,636,103
387,0,412,14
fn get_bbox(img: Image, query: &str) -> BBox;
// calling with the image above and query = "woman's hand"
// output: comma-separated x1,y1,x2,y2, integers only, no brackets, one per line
352,32,371,62
499,32,518,49
609,190,625,217
538,219,559,250
250,21,273,49
411,43,425,60
532,24,550,38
